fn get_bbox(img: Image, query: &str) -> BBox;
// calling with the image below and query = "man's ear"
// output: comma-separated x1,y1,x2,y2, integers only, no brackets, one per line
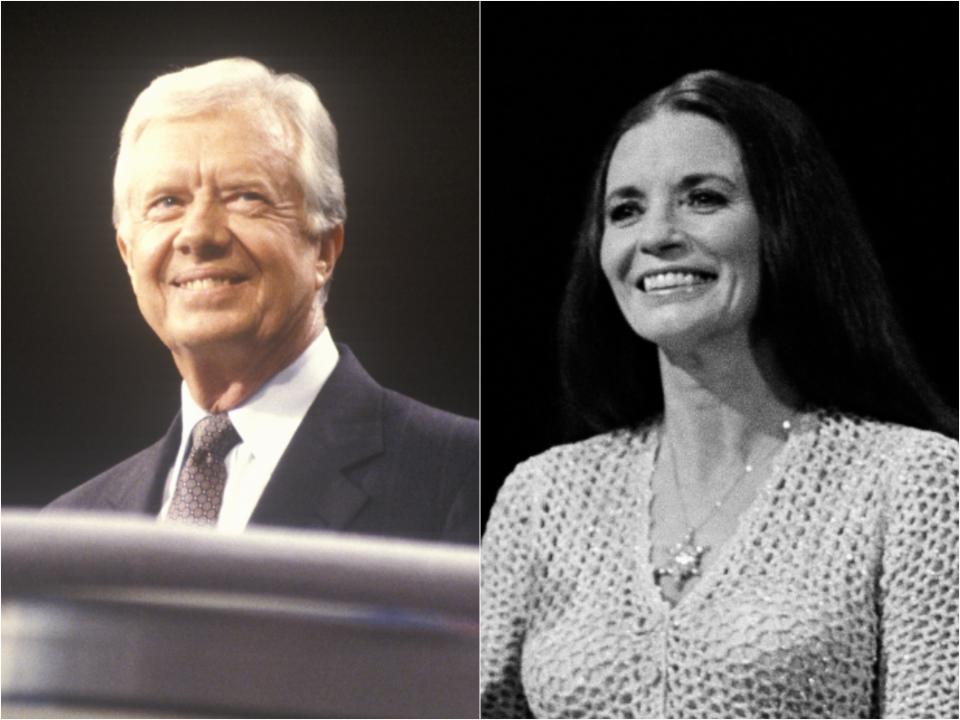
316,224,344,289
116,233,135,280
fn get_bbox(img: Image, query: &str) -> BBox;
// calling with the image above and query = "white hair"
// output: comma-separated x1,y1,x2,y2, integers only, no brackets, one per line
113,57,346,239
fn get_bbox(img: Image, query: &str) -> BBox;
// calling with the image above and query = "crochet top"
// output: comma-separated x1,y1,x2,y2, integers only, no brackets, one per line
481,411,959,718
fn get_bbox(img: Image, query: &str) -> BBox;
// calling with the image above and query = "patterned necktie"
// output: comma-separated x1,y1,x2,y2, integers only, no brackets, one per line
166,414,241,526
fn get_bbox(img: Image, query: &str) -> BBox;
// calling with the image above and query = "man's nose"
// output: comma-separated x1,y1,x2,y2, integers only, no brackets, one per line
637,201,687,256
173,198,231,256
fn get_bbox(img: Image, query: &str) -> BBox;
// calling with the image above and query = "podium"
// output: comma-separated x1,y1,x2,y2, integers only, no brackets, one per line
1,511,478,718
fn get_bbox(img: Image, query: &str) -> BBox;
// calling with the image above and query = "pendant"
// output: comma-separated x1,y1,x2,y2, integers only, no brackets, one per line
654,531,708,588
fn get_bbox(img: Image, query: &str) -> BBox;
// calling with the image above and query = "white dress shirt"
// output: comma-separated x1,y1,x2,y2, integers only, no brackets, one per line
159,328,340,531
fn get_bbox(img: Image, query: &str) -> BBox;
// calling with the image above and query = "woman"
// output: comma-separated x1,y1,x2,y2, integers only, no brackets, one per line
481,70,958,719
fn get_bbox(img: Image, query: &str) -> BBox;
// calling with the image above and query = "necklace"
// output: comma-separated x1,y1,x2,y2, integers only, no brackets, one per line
653,419,793,589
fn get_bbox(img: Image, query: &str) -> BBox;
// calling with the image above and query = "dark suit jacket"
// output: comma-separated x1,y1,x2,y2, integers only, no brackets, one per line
48,347,479,544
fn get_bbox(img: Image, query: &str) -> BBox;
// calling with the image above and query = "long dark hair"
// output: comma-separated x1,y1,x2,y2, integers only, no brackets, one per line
560,70,957,438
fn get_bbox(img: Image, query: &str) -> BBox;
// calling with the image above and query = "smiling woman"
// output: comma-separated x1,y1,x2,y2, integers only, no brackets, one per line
600,112,762,353
481,70,958,719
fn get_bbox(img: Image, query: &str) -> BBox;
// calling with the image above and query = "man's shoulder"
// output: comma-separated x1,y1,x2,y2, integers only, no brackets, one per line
330,344,477,455
312,350,478,543
375,388,478,481
46,428,177,513
381,388,478,443
47,446,150,511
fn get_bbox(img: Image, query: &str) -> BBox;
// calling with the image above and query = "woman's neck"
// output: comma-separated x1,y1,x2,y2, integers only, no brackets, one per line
657,334,800,484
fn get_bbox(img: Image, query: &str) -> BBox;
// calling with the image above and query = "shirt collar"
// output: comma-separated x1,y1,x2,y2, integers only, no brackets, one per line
179,328,340,470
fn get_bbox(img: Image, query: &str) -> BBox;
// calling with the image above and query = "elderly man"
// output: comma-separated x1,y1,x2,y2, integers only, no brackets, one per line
49,58,478,544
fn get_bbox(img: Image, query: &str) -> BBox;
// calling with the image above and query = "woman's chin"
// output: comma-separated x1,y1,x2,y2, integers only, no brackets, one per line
629,318,749,357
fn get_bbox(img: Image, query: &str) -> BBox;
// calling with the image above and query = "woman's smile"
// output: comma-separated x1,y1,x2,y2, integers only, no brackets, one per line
638,268,718,294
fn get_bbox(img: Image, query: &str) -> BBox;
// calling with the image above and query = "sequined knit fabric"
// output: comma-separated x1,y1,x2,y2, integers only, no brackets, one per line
481,411,959,719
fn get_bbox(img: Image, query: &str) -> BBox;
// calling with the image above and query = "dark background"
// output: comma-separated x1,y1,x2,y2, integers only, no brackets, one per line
3,4,478,507
4,4,958,521
481,4,959,526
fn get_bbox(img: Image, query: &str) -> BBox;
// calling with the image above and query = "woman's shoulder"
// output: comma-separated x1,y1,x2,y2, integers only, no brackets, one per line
815,409,957,463
518,424,653,469
496,423,658,507
814,409,957,500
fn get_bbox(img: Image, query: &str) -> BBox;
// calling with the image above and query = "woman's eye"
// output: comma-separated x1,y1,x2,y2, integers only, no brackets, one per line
685,189,728,211
608,201,643,226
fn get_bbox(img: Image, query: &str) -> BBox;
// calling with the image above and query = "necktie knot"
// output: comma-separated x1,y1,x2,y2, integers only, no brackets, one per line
166,414,241,526
190,413,242,461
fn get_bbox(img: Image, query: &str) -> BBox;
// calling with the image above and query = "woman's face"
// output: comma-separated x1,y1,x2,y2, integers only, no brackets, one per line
600,111,762,353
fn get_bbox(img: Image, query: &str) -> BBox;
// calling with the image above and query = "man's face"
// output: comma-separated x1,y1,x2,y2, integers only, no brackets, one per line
118,110,335,362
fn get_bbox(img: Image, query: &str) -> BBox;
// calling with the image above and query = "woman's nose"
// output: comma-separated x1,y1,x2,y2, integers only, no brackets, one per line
173,198,231,256
636,203,686,256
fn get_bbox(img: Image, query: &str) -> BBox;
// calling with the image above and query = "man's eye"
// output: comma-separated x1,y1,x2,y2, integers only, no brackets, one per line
235,192,268,204
145,196,184,219
685,189,728,210
607,201,643,226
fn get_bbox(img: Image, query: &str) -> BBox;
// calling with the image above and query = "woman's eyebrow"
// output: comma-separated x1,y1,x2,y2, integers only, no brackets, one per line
606,172,738,203
676,173,736,190
604,186,643,204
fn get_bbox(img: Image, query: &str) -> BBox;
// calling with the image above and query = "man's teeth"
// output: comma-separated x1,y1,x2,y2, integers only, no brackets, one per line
642,271,714,292
179,277,236,290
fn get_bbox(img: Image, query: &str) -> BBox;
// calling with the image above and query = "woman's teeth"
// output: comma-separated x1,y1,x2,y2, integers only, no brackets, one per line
642,271,715,292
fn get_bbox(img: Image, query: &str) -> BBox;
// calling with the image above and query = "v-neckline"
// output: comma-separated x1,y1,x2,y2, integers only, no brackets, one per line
631,410,819,614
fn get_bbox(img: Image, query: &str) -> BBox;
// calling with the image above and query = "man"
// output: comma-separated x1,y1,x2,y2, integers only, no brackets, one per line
49,58,478,544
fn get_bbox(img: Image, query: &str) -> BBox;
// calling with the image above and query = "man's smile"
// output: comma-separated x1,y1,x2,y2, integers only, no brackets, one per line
170,268,250,291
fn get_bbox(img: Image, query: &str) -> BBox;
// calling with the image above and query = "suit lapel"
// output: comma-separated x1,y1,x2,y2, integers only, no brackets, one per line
248,346,384,531
107,414,181,515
